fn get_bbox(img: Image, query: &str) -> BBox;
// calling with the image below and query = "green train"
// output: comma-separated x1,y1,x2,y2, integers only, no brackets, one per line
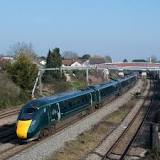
16,74,137,141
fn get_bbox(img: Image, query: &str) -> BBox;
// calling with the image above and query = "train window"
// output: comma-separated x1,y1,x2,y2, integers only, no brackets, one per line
64,101,69,110
73,98,77,106
79,96,83,105
82,97,85,103
74,97,79,107
102,90,105,97
84,96,88,103
92,93,96,101
61,101,68,112
72,98,76,107
84,96,87,102
87,94,90,100
101,90,104,97
59,102,64,112
77,99,81,106
60,105,65,112
68,101,72,107
24,108,36,114
51,104,56,110
19,107,37,120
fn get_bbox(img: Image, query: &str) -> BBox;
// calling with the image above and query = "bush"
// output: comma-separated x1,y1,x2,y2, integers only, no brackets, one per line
0,72,22,108
7,54,38,90
0,59,11,71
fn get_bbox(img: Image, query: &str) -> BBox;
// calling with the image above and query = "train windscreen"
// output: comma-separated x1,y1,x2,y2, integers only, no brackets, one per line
19,107,37,120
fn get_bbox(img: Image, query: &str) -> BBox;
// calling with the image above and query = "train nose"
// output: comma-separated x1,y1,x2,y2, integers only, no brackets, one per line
16,120,32,139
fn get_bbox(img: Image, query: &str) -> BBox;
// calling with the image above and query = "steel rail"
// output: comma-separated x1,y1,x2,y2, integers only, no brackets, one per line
102,80,154,160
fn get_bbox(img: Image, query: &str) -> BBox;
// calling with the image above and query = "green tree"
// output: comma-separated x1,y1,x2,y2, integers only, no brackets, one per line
123,59,128,62
7,54,38,91
105,56,112,63
81,54,91,60
43,48,63,82
132,59,146,62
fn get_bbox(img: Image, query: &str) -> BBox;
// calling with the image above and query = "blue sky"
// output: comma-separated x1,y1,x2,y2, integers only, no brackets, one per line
0,0,160,61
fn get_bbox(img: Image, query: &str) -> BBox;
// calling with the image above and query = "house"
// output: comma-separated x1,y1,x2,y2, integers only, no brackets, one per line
0,56,14,61
37,56,46,66
40,60,46,65
62,59,91,67
71,61,82,67
62,59,75,66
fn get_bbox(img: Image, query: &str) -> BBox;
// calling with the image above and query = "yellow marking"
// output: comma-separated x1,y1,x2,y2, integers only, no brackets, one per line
16,120,32,139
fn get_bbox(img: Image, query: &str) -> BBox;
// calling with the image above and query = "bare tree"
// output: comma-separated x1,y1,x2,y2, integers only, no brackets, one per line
148,55,158,63
9,42,37,60
89,55,106,64
105,55,112,63
89,55,112,64
62,51,79,60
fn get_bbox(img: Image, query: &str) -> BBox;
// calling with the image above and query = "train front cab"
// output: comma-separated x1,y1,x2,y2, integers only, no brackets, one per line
16,106,45,141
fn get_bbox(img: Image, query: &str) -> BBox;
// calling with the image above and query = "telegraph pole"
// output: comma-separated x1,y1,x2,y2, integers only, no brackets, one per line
86,68,89,85
39,71,42,96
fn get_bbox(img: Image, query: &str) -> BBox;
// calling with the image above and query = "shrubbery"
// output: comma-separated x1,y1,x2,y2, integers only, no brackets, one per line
0,52,38,108
0,72,22,108
7,54,38,91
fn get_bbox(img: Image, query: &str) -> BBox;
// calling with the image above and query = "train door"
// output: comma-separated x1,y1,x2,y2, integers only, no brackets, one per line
95,90,99,103
50,103,61,122
89,93,93,107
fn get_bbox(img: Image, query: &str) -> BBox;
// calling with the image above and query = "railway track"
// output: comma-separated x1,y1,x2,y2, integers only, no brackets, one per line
0,126,16,143
0,109,19,119
101,80,155,160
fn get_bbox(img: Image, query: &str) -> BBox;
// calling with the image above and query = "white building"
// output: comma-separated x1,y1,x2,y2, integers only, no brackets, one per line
71,61,82,67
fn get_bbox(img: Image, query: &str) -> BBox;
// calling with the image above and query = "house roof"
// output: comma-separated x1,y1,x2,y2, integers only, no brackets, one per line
62,59,75,66
62,59,86,66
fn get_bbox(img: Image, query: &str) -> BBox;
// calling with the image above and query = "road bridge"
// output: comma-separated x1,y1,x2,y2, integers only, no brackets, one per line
96,62,160,71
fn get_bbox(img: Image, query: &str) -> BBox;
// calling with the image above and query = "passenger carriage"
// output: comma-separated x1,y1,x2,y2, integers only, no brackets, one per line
16,88,97,141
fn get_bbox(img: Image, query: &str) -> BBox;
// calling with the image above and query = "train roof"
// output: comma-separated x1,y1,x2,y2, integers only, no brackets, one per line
89,80,118,90
22,74,136,110
23,87,95,109
117,74,136,82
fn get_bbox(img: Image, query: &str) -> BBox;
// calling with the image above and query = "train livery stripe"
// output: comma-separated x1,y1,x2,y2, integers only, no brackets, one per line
16,120,32,139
